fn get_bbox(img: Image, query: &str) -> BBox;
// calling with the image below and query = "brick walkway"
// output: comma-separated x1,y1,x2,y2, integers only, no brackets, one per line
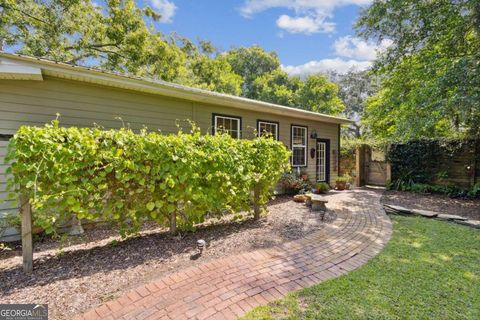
79,189,391,320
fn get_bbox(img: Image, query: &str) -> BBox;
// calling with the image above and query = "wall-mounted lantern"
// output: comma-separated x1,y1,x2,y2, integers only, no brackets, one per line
310,129,318,139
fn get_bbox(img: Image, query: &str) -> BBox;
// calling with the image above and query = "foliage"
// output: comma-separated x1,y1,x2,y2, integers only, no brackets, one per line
242,216,480,319
330,70,379,138
224,46,281,99
357,0,480,141
1,1,346,117
252,69,301,106
314,182,330,194
335,175,351,183
294,75,345,115
252,71,345,116
279,173,311,195
387,181,480,199
469,182,480,198
5,121,291,236
387,139,478,193
187,55,243,95
0,0,188,81
388,140,443,186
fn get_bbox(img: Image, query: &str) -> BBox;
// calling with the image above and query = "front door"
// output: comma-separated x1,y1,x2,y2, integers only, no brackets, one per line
316,139,330,183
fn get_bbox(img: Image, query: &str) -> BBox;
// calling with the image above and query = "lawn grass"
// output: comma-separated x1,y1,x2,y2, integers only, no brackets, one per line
242,216,480,320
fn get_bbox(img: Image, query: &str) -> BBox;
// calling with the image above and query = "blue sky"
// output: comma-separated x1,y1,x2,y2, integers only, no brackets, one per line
144,0,391,76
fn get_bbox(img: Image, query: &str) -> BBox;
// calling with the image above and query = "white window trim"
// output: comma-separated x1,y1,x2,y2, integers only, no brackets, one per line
214,115,241,138
291,125,307,167
257,121,279,140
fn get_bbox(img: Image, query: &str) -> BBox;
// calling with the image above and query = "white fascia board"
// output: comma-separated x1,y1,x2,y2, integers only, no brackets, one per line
0,58,43,80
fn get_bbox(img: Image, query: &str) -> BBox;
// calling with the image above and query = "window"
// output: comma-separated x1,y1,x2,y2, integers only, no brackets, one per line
291,125,307,167
213,114,241,138
257,120,279,140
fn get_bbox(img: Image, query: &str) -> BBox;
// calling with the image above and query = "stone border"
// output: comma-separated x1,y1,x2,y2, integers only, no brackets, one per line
383,204,480,229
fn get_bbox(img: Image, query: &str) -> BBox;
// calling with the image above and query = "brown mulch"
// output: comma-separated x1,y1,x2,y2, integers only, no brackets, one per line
381,190,480,220
0,196,335,319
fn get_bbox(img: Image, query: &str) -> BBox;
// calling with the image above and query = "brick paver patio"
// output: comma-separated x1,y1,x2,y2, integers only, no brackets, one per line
78,188,392,320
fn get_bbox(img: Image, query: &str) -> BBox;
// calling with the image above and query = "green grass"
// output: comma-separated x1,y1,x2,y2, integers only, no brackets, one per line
242,216,480,320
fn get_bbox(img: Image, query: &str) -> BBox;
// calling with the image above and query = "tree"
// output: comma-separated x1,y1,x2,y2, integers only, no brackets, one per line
252,69,301,106
0,0,188,81
1,1,346,117
224,46,281,99
357,0,480,141
188,55,243,95
330,70,378,138
294,75,345,115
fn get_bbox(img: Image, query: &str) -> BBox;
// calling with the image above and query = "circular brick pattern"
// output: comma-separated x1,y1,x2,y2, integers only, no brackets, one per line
78,189,392,320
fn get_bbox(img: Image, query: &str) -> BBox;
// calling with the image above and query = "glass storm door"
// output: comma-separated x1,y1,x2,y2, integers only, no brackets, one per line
316,139,330,182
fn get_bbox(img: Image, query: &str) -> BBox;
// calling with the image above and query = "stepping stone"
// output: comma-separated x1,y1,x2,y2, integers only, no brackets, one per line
436,214,468,221
411,209,439,218
454,220,480,229
383,204,413,214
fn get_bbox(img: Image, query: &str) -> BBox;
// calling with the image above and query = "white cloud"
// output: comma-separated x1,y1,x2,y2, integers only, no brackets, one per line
276,15,335,34
240,0,372,34
150,0,177,23
282,58,372,76
282,35,393,76
334,36,393,60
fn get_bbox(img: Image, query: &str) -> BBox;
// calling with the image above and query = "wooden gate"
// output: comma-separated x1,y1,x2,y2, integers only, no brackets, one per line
355,145,390,187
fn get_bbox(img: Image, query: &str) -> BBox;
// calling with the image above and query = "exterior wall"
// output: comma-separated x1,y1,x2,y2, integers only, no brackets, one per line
0,77,340,240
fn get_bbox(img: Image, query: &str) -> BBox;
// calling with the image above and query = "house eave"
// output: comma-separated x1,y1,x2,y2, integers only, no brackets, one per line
0,59,43,80
0,53,353,125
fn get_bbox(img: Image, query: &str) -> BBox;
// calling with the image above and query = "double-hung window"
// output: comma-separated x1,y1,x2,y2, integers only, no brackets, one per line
257,120,279,140
213,114,241,138
291,125,307,167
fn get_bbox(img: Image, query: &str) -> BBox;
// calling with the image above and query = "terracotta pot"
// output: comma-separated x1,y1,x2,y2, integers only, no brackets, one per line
293,194,306,203
336,181,347,191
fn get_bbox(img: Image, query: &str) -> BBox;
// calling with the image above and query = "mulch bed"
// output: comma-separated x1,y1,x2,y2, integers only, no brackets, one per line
381,190,480,220
0,195,335,319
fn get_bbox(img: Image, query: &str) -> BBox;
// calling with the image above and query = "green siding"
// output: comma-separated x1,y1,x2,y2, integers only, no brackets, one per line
0,76,340,241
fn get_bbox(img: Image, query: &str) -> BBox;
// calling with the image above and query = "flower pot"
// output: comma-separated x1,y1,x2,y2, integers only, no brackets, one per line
336,181,347,191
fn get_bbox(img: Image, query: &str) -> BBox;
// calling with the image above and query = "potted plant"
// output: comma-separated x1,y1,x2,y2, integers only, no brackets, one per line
280,173,302,195
280,172,313,195
335,175,351,191
315,182,330,194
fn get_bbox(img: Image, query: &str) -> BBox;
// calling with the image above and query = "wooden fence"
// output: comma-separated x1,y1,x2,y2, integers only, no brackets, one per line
389,139,479,188
355,139,480,188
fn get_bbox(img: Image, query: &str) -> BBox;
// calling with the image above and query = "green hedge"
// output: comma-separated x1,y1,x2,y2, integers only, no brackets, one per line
387,139,479,197
5,121,290,236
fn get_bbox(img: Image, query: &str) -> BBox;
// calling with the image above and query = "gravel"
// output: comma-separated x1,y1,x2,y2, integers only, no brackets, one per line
0,195,335,319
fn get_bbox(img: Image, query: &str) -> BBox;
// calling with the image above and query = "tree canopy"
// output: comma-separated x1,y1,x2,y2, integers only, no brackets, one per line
330,70,378,138
0,0,345,116
357,0,480,141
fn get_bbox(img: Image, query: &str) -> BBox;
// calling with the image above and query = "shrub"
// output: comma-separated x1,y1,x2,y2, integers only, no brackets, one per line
335,175,352,183
315,182,330,193
5,120,291,236
386,181,480,199
279,173,311,195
